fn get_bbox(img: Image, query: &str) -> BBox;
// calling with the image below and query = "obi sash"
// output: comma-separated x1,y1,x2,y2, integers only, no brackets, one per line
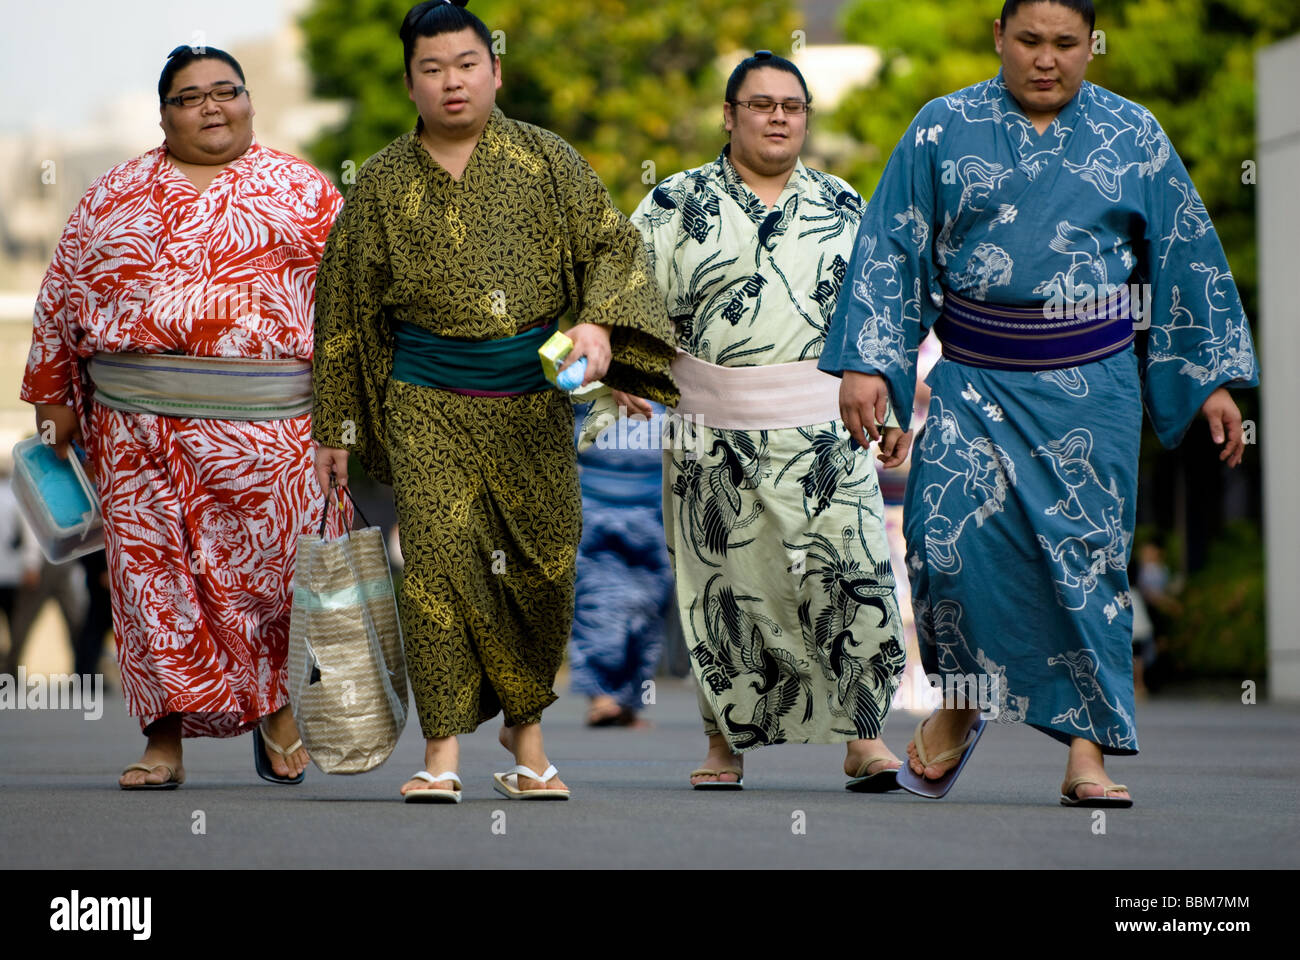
88,352,312,420
671,350,843,430
390,319,555,396
935,284,1135,371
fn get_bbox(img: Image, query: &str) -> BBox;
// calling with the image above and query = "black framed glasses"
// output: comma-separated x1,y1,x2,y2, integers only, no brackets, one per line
731,98,811,116
162,84,247,108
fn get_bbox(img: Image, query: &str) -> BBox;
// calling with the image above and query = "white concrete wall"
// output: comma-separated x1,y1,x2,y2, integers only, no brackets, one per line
1257,35,1300,701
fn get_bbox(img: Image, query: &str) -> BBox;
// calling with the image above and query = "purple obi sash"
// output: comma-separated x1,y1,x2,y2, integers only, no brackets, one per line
935,284,1135,371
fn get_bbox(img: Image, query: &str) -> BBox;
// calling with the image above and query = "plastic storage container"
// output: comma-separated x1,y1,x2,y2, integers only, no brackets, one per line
10,435,104,563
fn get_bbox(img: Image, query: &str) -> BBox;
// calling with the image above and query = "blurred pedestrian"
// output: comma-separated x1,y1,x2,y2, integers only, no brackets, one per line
569,404,673,727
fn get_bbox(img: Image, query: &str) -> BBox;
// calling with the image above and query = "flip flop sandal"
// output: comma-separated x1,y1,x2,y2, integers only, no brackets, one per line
403,771,463,804
690,767,744,790
896,713,987,799
253,724,306,785
1060,778,1134,808
845,756,903,793
120,762,184,790
493,764,570,800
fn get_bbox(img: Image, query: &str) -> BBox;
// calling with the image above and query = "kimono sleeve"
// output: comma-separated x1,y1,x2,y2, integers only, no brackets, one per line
817,105,946,432
545,137,679,407
629,180,685,324
300,169,345,260
311,172,395,484
20,189,92,408
1136,119,1259,449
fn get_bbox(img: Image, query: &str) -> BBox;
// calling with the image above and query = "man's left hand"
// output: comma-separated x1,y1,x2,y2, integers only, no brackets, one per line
1201,386,1246,468
876,427,913,469
562,323,612,385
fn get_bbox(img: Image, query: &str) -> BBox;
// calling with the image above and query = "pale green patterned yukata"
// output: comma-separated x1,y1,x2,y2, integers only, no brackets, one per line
630,149,906,752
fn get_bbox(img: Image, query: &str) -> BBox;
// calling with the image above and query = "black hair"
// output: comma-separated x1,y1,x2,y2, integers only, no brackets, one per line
724,50,811,106
999,0,1096,35
400,0,494,77
158,45,246,102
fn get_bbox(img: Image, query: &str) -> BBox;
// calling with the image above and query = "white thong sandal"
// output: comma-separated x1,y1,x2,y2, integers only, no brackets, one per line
403,770,463,804
492,764,570,801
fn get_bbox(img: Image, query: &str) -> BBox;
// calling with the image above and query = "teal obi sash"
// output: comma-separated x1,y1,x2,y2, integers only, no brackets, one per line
390,320,555,396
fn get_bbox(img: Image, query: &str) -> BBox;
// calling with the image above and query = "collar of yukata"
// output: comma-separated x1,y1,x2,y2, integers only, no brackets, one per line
714,143,808,226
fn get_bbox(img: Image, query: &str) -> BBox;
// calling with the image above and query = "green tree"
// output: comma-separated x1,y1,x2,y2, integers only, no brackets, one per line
299,0,800,212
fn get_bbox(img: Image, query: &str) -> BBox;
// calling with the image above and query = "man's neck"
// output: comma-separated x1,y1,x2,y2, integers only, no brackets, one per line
418,120,488,181
1020,105,1060,135
728,153,796,209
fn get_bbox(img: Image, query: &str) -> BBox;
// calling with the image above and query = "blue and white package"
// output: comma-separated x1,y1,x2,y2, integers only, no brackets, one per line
556,356,588,392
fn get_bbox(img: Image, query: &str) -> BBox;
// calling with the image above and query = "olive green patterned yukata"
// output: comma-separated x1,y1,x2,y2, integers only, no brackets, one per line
313,107,677,738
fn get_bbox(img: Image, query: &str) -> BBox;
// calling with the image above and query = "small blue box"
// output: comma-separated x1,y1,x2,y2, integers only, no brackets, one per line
10,435,104,564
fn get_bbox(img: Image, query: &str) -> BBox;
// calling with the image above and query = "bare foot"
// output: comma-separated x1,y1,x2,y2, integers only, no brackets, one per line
401,735,460,796
844,738,902,778
1061,737,1132,802
498,723,568,792
119,753,185,787
119,713,184,787
690,732,743,786
586,695,634,726
260,705,310,779
905,708,981,780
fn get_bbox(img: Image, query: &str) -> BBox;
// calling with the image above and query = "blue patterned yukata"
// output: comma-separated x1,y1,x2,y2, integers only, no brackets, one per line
819,73,1259,754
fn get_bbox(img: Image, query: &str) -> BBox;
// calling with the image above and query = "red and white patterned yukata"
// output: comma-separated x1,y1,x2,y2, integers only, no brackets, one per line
21,141,344,737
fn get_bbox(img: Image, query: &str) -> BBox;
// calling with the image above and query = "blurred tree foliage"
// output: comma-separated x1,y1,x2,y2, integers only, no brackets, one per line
299,0,800,212
1165,521,1266,677
830,0,1300,319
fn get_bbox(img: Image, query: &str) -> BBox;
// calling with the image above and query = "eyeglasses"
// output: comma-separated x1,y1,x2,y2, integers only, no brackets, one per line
162,84,247,108
731,99,811,116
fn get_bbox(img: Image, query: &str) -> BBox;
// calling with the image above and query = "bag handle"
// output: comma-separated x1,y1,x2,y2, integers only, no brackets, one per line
318,480,372,538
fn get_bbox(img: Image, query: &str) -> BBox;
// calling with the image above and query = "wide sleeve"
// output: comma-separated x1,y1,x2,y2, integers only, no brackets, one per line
817,106,945,432
629,181,684,322
546,138,679,406
20,190,91,408
311,171,395,484
1136,118,1259,449
302,171,345,261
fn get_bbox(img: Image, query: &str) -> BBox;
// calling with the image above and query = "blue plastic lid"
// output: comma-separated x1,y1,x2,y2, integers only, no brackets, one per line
18,441,93,529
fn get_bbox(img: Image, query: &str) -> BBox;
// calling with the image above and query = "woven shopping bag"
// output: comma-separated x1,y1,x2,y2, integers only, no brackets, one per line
287,486,408,773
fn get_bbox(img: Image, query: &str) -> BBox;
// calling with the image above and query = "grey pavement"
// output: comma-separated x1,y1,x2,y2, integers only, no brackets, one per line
1,677,1297,868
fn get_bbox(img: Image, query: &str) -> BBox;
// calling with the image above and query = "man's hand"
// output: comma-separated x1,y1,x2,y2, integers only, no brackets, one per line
876,427,913,469
34,403,80,460
315,446,349,504
610,389,652,419
562,323,612,385
1201,387,1246,468
839,371,892,448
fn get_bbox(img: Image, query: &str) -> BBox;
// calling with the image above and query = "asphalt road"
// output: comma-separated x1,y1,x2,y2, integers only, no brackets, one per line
2,677,1296,868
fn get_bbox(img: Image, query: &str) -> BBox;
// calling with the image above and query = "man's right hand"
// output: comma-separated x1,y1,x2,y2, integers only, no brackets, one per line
315,446,349,504
839,371,892,448
610,389,653,419
34,403,80,460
